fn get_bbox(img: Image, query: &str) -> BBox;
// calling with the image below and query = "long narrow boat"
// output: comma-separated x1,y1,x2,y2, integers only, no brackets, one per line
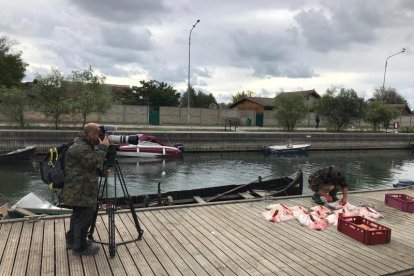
110,170,303,208
0,146,36,163
4,171,303,219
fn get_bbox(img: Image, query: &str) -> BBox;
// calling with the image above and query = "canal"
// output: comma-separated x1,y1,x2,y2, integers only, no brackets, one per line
1,149,414,204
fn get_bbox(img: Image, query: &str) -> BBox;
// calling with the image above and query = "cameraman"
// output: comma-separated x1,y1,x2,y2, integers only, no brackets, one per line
60,123,109,256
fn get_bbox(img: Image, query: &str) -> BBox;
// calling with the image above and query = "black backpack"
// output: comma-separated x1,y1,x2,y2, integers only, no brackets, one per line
39,142,73,189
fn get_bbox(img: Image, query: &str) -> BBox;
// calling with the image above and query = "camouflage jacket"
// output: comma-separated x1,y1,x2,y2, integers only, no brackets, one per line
60,136,108,208
308,166,347,193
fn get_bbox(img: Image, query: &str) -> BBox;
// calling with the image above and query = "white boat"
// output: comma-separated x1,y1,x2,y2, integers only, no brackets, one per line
263,143,310,155
9,192,71,217
116,134,184,158
393,179,414,188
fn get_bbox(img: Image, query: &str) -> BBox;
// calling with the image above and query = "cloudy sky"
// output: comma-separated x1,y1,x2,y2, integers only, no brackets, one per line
1,0,413,105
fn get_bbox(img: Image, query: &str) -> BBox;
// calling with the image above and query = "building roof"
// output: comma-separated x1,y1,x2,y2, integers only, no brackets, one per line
228,89,320,108
389,103,413,115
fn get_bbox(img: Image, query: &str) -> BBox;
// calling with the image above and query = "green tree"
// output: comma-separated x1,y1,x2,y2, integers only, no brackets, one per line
127,80,180,107
365,101,399,131
193,91,218,108
33,68,71,129
272,92,308,131
372,87,406,104
0,86,29,127
231,90,255,105
68,67,112,127
180,87,218,108
180,86,195,108
315,88,365,132
0,35,27,88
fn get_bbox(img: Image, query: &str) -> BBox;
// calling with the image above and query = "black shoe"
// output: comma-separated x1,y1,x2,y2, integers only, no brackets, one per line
73,244,100,256
67,239,92,250
312,194,324,205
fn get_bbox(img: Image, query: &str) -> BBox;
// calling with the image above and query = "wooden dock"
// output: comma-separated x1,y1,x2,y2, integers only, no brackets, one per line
1,189,414,275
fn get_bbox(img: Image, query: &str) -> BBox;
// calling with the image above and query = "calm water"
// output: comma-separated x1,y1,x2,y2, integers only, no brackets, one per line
1,149,414,204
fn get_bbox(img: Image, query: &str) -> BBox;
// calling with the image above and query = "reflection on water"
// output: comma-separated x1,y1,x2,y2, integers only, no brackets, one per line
1,149,414,204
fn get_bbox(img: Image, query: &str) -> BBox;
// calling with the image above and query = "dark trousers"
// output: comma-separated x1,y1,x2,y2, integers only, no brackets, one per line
66,206,95,251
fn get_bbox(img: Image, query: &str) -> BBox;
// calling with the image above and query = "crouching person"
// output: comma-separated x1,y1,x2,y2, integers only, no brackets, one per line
308,165,348,205
60,123,109,256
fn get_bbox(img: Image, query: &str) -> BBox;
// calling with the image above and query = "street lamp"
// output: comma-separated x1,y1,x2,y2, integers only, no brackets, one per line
382,48,406,91
187,19,200,125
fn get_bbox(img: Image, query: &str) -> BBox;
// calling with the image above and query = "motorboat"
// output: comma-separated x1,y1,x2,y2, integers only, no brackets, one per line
0,146,36,163
116,134,184,158
7,192,71,218
263,143,310,155
393,179,414,188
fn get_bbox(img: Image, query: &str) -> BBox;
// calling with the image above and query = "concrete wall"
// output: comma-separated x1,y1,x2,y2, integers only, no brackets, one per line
1,130,413,152
0,104,413,128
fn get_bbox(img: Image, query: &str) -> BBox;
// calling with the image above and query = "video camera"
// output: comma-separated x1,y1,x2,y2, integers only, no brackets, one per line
99,125,139,145
99,125,140,166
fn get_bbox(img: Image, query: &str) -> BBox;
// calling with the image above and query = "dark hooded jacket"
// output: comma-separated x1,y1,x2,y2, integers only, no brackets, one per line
60,136,107,207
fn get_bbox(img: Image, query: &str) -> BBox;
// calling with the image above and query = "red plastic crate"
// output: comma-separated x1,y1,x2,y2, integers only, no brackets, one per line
385,194,414,213
337,216,391,245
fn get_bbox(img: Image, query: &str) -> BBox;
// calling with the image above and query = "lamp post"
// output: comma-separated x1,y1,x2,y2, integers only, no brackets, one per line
187,19,200,125
382,48,406,91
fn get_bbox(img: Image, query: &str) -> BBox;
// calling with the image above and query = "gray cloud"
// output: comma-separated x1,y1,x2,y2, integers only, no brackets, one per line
101,26,154,51
229,29,315,78
295,1,414,52
70,0,168,23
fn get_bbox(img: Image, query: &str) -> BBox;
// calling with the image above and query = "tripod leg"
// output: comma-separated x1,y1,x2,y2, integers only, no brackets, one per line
88,176,106,240
115,161,144,239
108,206,116,257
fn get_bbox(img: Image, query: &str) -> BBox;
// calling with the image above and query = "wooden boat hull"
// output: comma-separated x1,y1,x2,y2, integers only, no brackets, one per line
0,146,36,163
104,170,303,208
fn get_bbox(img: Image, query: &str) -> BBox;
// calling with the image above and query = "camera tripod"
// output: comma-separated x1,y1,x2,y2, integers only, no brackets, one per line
88,158,144,257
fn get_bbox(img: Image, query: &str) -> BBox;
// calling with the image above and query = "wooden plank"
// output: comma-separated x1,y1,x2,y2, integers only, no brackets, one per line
144,210,210,276
199,205,303,276
12,222,33,276
94,214,127,275
210,203,335,276
264,197,410,274
166,208,250,276
211,203,332,276
116,213,154,276
193,196,206,204
280,197,408,272
41,220,55,276
250,190,266,197
172,207,263,275
54,218,70,276
238,192,255,199
99,213,140,275
0,222,23,276
119,213,169,276
13,207,36,217
26,220,44,276
288,196,414,270
136,211,191,276
231,201,372,276
159,209,236,276
0,223,12,263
